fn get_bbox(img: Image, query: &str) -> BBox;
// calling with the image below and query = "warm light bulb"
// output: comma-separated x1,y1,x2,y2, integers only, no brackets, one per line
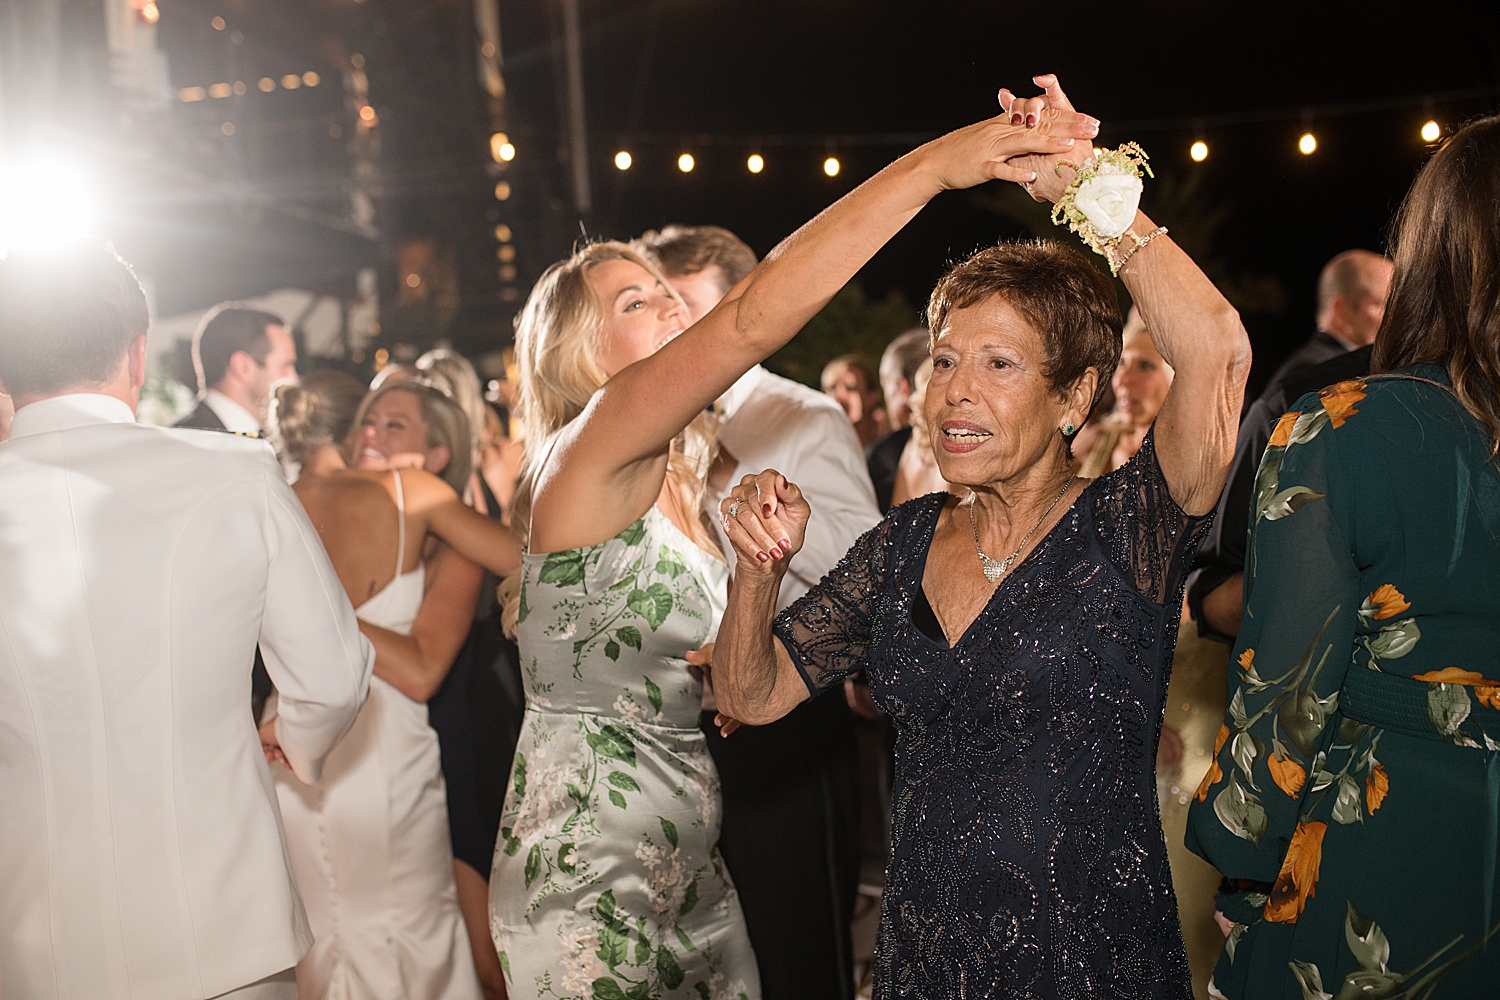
494,181,512,201
823,156,841,177
359,105,376,122
1421,120,1441,143
494,224,512,242
1190,140,1209,162
677,153,695,173
614,150,632,170
258,77,275,92
489,133,510,162
747,154,764,174
406,273,421,288
211,15,225,30
498,143,515,162
1298,132,1317,155
302,71,320,87
140,1,160,24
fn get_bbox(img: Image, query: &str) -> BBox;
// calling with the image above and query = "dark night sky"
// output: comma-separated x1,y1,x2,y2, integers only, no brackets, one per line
496,0,1499,389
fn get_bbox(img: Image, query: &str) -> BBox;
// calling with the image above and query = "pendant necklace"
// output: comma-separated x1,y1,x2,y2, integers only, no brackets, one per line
968,473,1077,583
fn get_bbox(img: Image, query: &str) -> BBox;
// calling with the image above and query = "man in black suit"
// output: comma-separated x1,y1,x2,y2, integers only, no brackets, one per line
175,305,297,434
175,304,298,721
1188,249,1392,641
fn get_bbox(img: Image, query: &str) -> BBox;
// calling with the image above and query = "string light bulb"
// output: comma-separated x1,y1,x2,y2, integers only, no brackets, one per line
497,142,515,161
677,153,695,173
823,156,841,177
1190,140,1209,162
614,150,632,170
490,133,510,162
747,154,764,174
1298,132,1318,155
1421,120,1441,143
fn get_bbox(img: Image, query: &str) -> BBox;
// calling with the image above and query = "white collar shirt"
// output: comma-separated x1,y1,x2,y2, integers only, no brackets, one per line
710,366,882,611
204,387,263,434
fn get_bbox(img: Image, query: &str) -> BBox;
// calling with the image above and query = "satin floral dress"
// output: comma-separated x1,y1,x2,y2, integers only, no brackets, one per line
1186,367,1500,999
489,508,760,1000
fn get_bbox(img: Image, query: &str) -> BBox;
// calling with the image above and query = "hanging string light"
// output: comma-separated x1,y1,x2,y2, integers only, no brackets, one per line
1420,120,1441,143
747,154,764,174
1298,132,1318,155
677,153,695,173
1190,140,1209,162
823,156,841,177
614,150,633,170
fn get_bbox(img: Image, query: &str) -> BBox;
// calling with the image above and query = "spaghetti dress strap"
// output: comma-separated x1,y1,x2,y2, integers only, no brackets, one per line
392,469,407,579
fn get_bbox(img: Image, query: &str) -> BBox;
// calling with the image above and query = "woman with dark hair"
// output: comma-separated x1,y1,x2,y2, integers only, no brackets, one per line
1185,116,1500,1000
711,76,1250,997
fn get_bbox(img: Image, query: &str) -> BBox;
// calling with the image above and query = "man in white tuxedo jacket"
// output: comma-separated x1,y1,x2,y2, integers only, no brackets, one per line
0,242,374,1000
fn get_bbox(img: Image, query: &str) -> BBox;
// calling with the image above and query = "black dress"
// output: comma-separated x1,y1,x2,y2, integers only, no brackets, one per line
773,432,1207,998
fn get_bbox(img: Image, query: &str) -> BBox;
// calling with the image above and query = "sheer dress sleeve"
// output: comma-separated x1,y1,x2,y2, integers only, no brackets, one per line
772,513,898,696
1091,427,1214,606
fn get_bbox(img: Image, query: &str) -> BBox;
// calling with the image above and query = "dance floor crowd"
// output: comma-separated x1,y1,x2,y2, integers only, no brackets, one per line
3,77,1499,1000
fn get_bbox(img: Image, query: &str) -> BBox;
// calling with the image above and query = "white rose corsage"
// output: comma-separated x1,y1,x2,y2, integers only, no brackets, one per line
1051,142,1163,275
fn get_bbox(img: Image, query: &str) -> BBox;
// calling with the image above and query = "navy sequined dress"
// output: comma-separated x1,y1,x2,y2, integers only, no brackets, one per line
773,432,1207,999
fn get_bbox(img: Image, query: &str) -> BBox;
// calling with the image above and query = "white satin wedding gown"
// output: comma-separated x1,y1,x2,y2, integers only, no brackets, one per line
275,471,482,1000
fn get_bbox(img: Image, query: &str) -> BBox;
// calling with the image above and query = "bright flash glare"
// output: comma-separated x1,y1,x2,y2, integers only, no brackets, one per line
1298,132,1317,155
1421,120,1441,143
0,157,100,252
1190,140,1208,162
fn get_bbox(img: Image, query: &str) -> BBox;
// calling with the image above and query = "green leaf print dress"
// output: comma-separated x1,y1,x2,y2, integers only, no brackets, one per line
488,507,760,1000
1185,366,1500,999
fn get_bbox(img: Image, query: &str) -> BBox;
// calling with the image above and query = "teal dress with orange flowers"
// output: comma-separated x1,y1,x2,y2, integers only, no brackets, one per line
1185,365,1500,999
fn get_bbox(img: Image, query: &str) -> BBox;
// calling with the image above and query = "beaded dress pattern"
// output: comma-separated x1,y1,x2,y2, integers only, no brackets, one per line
774,431,1207,999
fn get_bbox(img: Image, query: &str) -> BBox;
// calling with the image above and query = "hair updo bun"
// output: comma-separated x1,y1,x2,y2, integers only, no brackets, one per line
268,370,368,467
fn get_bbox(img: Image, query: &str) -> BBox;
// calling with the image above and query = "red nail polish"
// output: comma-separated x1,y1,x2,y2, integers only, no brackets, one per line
780,538,791,550
1026,114,1037,127
1011,114,1022,126
756,551,768,562
763,504,773,516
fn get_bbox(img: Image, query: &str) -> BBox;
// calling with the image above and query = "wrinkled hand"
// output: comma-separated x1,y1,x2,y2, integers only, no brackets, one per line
685,642,744,737
919,85,1099,192
998,74,1096,204
258,718,287,767
718,471,811,576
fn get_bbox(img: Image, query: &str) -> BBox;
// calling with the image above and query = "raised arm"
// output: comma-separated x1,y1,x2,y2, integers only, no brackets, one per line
538,104,1101,540
713,472,815,726
400,469,522,576
1013,75,1251,515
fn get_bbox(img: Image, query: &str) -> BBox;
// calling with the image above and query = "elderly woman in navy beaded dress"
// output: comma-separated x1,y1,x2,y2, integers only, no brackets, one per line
712,77,1251,998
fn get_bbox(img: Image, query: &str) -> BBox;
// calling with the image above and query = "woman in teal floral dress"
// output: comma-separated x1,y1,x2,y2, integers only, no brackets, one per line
1185,115,1500,999
486,100,1101,999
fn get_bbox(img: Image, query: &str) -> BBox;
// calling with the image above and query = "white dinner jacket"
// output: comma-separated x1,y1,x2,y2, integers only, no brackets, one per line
0,393,374,1000
711,366,882,610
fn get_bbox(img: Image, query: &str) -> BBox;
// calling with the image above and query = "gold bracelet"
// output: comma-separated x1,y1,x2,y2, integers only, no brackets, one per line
1111,226,1168,272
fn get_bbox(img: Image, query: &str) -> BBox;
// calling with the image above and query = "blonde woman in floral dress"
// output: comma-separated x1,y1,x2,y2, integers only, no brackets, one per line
487,95,1100,999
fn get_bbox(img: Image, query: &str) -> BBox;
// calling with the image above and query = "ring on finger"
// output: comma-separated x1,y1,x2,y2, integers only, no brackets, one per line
725,499,742,519
1054,159,1079,177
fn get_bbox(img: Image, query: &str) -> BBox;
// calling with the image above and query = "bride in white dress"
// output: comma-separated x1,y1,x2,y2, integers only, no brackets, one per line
263,375,522,999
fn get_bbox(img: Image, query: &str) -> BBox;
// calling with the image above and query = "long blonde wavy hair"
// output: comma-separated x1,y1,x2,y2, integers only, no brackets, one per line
501,241,719,635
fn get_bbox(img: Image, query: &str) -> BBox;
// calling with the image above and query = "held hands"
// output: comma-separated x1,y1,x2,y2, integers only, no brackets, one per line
258,718,288,767
683,642,745,738
997,74,1096,205
718,471,811,576
923,73,1098,192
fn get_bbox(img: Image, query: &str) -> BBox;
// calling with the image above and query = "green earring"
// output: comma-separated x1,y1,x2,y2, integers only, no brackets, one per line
1063,423,1075,435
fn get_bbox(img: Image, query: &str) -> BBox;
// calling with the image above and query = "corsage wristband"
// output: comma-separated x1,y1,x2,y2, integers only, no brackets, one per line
1050,142,1161,275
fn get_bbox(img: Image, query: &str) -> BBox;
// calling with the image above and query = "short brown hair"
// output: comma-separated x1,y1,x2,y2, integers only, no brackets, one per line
926,240,1123,416
193,304,285,393
0,240,149,398
636,225,757,295
1373,114,1500,457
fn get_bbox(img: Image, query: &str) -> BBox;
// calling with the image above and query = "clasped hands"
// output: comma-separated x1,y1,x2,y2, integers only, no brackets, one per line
929,73,1100,206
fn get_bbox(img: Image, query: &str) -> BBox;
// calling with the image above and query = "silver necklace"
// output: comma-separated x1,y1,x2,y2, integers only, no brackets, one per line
968,473,1076,583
